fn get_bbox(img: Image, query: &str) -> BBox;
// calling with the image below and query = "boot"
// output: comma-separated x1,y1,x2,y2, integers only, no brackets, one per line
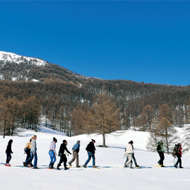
83,165,87,168
57,165,60,170
49,163,53,169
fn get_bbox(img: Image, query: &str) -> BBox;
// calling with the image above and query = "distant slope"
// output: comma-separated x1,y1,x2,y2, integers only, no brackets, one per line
0,50,190,132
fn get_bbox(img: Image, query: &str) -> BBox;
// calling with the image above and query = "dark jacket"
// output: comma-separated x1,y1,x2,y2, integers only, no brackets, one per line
6,141,13,154
58,143,71,156
86,142,96,154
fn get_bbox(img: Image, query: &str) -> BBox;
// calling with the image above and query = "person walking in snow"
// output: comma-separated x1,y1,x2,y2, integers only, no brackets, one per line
174,143,183,168
49,137,57,169
5,139,13,166
68,140,81,167
124,141,139,168
57,140,71,170
157,140,165,167
24,138,32,163
23,135,38,169
124,140,134,168
83,139,97,168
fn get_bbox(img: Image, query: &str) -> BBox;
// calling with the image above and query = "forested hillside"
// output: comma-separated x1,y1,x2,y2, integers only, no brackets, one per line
0,51,190,136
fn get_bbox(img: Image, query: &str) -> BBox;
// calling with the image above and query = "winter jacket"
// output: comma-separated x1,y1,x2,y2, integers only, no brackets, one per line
86,142,96,154
49,141,56,155
157,142,164,153
31,139,37,152
58,143,71,156
72,142,80,153
177,145,182,157
125,143,134,154
25,141,31,150
6,142,13,154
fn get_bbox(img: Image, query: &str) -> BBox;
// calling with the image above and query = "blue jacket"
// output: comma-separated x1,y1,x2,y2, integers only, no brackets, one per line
72,142,80,153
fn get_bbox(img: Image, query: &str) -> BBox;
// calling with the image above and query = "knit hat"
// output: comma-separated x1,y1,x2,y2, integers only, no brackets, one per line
91,139,96,143
129,140,133,144
63,140,67,143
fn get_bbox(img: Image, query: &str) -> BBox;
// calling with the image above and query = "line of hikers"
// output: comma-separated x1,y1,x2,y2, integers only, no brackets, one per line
22,135,97,169
4,136,183,169
156,140,183,168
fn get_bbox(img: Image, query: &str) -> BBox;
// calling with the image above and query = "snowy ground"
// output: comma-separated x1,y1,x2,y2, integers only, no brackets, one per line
0,127,190,190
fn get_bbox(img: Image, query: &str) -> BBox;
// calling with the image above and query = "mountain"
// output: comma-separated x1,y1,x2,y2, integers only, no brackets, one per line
0,51,190,134
0,51,88,83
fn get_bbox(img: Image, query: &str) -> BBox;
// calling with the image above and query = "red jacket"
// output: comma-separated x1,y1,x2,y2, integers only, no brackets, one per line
178,145,182,156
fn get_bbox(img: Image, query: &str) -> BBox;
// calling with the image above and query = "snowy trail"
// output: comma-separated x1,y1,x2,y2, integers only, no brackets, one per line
0,129,190,190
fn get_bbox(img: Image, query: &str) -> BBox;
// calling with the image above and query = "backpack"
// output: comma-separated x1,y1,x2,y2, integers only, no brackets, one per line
172,144,180,157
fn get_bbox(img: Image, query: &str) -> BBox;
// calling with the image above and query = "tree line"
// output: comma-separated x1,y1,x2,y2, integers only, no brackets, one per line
0,80,190,148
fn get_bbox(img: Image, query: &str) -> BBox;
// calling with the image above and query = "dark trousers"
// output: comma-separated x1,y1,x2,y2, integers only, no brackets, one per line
158,152,164,165
58,154,67,168
175,155,182,167
6,152,12,164
25,149,31,161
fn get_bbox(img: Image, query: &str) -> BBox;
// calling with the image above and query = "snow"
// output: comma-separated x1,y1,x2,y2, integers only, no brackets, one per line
32,79,39,82
12,77,18,81
0,51,47,67
0,128,190,190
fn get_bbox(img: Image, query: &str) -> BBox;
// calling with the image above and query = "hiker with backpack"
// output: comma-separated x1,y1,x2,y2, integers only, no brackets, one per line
24,138,32,161
24,138,33,166
157,140,165,167
68,140,81,167
173,143,183,168
83,139,97,168
5,139,13,166
23,135,38,169
49,137,57,169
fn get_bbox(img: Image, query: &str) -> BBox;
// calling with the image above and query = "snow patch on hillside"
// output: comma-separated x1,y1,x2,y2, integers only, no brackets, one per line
0,51,48,67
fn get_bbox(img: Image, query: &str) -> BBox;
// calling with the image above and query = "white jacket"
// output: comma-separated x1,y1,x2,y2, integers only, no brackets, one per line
49,141,56,155
125,143,134,154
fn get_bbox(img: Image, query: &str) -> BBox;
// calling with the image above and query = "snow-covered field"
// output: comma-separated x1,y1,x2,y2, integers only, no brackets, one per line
0,127,190,190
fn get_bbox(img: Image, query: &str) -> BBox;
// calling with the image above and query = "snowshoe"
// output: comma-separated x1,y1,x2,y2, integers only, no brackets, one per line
5,163,11,167
155,165,162,167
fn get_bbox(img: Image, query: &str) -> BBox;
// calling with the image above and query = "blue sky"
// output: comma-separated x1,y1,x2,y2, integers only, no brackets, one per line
0,1,190,86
